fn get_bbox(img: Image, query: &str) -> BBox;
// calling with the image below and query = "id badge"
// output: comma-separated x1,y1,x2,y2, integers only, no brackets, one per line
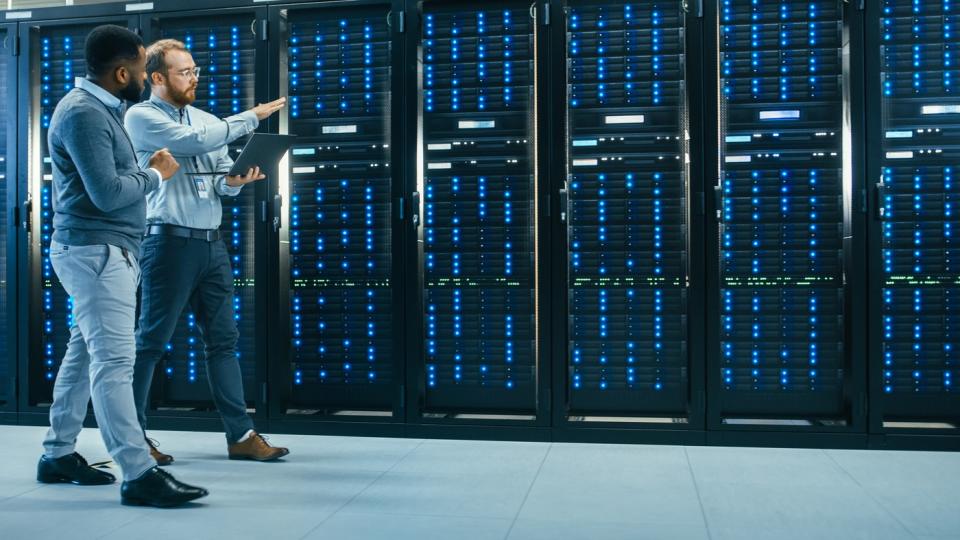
194,176,210,200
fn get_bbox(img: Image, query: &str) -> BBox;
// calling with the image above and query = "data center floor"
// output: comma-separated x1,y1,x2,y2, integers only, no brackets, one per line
0,424,956,540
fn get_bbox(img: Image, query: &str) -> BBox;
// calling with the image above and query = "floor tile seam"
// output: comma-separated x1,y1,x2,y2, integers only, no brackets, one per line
821,450,918,538
684,446,715,540
504,443,553,540
93,509,154,540
335,508,519,521
296,439,427,540
0,484,46,505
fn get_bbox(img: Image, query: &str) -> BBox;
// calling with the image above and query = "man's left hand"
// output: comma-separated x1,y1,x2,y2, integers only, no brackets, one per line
225,166,266,187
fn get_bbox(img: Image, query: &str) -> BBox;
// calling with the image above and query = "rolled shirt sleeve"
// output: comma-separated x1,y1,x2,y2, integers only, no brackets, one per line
125,106,258,158
212,146,243,197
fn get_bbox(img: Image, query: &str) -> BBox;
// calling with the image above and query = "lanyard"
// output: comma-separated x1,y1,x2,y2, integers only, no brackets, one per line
178,108,204,173
178,107,212,200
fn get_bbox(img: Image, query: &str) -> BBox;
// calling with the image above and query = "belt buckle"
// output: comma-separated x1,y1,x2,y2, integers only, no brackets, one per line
206,230,217,242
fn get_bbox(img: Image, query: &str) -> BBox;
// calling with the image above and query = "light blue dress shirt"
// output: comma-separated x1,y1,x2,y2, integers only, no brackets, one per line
124,93,259,230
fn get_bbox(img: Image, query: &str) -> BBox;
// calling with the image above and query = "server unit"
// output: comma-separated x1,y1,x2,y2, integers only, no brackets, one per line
0,23,15,413
872,0,960,429
416,1,540,415
274,2,399,415
710,0,861,425
562,1,696,421
139,9,263,413
21,15,136,408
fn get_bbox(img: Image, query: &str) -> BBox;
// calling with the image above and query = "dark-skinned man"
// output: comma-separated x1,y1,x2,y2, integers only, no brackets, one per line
37,25,208,507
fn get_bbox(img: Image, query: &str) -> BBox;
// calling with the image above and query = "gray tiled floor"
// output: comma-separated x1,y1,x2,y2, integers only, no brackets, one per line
0,425,957,540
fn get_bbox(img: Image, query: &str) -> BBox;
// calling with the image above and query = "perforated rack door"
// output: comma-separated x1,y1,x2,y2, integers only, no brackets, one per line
565,1,690,416
0,25,12,409
419,3,538,412
26,19,133,406
877,0,960,422
716,0,850,418
148,12,259,406
283,5,394,410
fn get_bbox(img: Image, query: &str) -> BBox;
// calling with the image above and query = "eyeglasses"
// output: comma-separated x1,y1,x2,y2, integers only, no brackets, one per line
172,67,201,79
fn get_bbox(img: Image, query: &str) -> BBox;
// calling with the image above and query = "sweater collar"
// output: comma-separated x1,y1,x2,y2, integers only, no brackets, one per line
75,77,123,112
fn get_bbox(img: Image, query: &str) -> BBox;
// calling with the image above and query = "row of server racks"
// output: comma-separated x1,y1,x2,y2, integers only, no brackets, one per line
0,0,956,449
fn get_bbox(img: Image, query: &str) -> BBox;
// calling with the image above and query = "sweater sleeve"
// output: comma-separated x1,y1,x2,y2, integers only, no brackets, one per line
59,107,159,213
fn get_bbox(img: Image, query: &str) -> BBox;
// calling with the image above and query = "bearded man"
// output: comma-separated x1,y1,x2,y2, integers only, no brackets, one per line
124,39,288,464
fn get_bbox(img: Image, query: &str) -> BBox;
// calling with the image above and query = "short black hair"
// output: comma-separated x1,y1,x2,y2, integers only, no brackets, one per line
84,25,143,78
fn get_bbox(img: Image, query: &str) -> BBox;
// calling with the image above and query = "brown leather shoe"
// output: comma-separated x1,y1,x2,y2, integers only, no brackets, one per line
146,437,174,466
228,432,289,462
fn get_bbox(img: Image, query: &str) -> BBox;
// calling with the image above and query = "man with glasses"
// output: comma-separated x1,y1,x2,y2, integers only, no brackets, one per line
125,39,288,464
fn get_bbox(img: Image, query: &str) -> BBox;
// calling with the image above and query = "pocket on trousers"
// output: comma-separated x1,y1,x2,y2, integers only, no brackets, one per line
71,244,112,278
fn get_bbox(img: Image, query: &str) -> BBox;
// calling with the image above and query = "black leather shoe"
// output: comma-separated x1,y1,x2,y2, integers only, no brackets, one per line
37,453,116,486
121,467,208,508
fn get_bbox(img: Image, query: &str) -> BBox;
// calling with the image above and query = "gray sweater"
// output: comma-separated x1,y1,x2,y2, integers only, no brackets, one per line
49,84,160,253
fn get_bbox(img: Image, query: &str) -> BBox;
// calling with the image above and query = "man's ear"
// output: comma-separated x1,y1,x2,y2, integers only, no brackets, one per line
114,64,130,86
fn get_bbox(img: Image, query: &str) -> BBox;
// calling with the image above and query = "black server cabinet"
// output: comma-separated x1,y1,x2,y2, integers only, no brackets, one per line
20,14,139,409
869,0,960,432
412,1,543,417
558,0,704,426
138,7,267,416
270,0,403,419
707,0,865,428
0,23,16,414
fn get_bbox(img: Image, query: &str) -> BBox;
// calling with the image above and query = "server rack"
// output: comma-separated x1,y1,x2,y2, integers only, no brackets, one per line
3,0,958,450
269,0,405,425
868,0,960,438
137,5,269,423
705,0,867,435
0,23,16,416
553,0,706,437
408,0,550,428
19,13,139,411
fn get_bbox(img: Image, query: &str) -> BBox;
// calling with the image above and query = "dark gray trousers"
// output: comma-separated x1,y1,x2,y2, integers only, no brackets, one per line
133,234,254,442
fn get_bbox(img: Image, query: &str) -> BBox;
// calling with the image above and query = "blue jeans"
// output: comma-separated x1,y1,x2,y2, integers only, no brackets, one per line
43,241,156,481
133,235,254,442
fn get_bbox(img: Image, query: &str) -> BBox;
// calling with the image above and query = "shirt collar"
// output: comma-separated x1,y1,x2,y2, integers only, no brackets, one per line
75,77,123,112
148,92,186,117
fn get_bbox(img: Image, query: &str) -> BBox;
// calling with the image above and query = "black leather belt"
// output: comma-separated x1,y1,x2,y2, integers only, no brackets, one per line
146,224,221,242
